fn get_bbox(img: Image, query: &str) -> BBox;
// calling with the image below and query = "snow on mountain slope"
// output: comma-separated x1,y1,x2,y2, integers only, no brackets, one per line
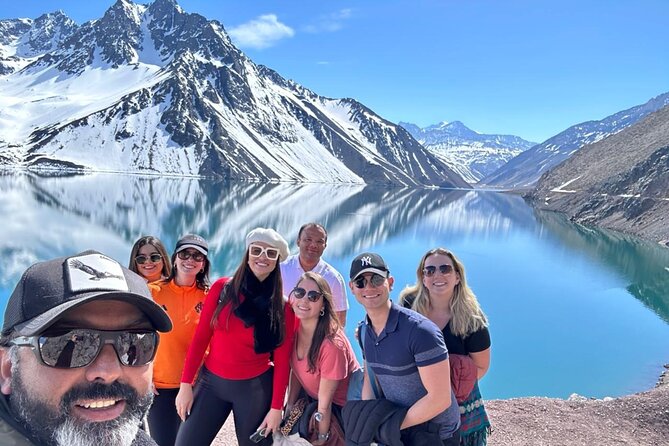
400,121,536,183
481,92,669,189
0,0,468,187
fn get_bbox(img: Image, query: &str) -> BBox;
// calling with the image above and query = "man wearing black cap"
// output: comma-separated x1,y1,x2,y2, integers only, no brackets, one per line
0,250,172,446
348,252,460,445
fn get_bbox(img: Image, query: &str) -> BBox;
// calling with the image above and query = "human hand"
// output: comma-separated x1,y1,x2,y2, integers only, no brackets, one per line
257,408,282,435
175,383,194,421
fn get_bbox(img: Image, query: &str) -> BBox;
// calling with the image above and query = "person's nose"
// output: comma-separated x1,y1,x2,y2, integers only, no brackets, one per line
84,344,123,383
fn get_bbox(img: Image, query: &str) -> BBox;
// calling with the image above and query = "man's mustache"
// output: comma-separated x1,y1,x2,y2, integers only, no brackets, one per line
60,381,141,412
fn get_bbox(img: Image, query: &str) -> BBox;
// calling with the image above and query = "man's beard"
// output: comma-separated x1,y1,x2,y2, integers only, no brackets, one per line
9,364,153,446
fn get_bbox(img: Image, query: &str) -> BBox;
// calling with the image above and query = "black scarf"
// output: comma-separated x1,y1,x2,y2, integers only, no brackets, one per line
233,265,283,353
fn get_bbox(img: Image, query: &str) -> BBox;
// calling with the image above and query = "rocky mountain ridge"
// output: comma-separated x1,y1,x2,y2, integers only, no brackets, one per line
400,120,536,183
529,104,669,243
482,92,669,189
0,0,468,187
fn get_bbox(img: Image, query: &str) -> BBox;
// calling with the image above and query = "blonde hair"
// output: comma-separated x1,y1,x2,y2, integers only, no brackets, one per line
399,247,488,337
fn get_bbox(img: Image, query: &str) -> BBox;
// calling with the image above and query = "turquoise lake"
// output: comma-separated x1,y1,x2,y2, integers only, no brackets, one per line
2,171,668,400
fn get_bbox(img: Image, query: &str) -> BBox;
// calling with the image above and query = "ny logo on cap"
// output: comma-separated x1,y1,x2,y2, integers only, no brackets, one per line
360,256,373,267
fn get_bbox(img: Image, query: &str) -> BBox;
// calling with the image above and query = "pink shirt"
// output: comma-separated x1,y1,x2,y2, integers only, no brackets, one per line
290,329,360,407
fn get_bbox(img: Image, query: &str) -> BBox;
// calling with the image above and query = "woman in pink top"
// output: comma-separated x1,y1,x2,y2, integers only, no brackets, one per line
287,272,360,445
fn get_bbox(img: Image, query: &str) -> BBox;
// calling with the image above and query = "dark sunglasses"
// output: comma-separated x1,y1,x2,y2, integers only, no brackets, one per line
423,264,455,277
10,328,159,369
353,273,386,289
291,287,323,302
135,253,163,264
177,250,206,262
249,244,280,261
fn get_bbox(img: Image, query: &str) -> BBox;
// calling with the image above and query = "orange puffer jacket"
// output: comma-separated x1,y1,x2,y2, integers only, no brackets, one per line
149,280,206,389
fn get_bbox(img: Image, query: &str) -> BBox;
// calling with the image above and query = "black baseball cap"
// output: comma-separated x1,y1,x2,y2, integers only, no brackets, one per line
2,250,173,336
175,234,208,256
349,252,390,280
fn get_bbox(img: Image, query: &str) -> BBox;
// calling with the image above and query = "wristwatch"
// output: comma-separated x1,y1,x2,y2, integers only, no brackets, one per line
313,411,323,422
317,431,331,441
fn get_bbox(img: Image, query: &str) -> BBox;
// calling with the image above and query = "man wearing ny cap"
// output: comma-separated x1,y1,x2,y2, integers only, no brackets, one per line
0,250,172,446
348,252,460,445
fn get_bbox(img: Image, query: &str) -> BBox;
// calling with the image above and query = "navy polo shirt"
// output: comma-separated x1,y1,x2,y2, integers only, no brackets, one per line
363,303,460,439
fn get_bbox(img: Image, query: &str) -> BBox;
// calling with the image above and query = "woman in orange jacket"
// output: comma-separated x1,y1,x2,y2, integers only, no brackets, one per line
147,234,211,446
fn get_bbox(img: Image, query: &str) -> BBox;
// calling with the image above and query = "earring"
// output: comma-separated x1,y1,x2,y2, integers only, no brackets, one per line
319,309,325,317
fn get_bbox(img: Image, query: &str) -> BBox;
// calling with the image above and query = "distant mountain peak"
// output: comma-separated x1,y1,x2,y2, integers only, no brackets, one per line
401,120,536,183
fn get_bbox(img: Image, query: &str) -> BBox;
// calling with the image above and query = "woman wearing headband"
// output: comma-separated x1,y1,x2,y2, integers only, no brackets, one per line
129,235,172,283
399,248,491,446
285,272,359,445
147,234,211,446
175,228,295,446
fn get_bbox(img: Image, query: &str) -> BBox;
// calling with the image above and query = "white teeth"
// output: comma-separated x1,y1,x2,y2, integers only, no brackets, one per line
80,399,118,409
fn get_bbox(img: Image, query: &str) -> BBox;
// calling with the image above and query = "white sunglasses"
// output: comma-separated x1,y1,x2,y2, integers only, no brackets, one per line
249,244,280,260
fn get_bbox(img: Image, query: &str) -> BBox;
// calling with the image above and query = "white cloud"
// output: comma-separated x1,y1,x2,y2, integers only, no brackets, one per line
228,14,294,50
303,8,353,33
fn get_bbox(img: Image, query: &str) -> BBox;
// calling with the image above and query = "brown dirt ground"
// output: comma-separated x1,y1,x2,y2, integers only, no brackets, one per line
211,369,669,446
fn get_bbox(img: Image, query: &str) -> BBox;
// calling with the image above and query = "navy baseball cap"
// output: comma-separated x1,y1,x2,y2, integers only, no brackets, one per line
349,252,389,280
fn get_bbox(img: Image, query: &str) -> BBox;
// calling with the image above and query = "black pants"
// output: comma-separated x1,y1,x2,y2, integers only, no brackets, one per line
175,367,273,446
147,388,181,446
442,428,461,446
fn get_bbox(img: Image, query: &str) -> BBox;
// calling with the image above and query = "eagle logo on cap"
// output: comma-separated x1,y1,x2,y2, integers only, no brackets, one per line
69,259,124,281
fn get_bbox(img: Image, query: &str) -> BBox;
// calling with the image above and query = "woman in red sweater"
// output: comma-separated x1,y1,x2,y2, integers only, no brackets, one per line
175,228,295,446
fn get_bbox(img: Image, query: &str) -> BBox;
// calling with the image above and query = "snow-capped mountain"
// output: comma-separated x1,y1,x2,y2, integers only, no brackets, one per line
400,120,536,183
529,104,669,242
481,92,669,189
0,0,468,188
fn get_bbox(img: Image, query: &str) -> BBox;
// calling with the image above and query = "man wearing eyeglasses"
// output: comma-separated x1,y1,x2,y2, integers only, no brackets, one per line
281,223,349,326
0,250,172,446
348,252,461,445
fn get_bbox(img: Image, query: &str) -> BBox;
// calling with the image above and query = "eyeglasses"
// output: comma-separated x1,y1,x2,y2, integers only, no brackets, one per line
10,328,159,369
249,244,280,261
423,264,455,277
353,273,386,289
135,253,163,265
291,287,323,302
177,250,206,262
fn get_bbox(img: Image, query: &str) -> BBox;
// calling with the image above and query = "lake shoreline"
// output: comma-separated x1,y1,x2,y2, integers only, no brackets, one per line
210,365,669,445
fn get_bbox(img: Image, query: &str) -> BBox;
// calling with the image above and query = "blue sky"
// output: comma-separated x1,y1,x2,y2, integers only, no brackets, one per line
2,0,668,142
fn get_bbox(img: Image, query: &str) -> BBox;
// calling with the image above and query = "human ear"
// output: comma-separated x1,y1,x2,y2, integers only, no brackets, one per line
0,347,14,395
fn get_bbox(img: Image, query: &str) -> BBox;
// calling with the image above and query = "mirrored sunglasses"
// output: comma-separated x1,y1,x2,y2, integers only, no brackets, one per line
177,250,205,262
291,287,323,302
249,244,280,261
423,264,454,277
10,329,159,369
353,273,386,289
135,253,163,264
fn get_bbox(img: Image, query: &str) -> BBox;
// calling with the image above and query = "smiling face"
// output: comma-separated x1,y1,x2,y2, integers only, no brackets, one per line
290,277,324,321
135,244,164,283
247,241,279,281
349,272,393,313
1,300,154,446
421,253,460,299
297,225,327,266
174,248,205,284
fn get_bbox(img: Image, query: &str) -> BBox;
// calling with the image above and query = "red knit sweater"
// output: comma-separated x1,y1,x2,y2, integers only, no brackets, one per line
181,277,296,409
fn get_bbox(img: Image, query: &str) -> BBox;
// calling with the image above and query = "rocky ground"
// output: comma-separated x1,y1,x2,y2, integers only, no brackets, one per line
211,366,669,445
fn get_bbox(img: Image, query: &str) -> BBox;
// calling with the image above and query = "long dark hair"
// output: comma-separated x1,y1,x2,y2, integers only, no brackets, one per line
163,249,211,291
295,272,340,373
128,236,172,279
211,249,286,344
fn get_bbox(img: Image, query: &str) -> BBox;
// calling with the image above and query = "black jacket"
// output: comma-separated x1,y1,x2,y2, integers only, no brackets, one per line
342,399,443,446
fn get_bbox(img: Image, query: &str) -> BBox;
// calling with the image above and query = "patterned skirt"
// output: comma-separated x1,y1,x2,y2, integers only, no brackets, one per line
458,381,491,446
